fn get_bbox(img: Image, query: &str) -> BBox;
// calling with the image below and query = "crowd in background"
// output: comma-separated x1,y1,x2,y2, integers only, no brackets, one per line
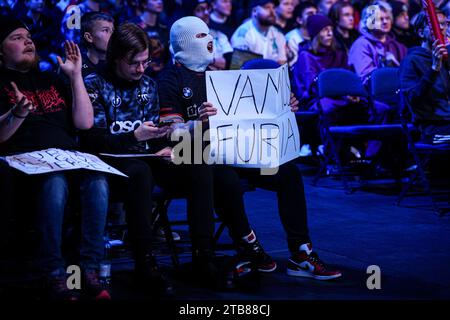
1,0,450,301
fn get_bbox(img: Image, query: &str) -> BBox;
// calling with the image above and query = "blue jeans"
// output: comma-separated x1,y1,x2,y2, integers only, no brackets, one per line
35,171,109,275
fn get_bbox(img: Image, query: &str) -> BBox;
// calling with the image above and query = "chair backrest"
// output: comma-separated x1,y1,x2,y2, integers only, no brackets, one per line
240,58,280,70
369,67,400,106
316,68,368,99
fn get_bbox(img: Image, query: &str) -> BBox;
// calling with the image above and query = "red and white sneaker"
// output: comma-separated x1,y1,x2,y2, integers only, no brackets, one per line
287,244,342,280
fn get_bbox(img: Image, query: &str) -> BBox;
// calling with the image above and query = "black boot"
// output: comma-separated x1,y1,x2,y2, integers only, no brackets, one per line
192,249,235,291
134,254,174,298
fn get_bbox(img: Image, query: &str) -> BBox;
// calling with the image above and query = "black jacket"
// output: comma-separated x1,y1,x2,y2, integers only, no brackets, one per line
399,46,450,123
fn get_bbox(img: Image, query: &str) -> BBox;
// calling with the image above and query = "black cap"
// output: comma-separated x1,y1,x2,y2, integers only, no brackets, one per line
0,17,28,45
390,1,408,19
181,0,210,15
250,0,275,10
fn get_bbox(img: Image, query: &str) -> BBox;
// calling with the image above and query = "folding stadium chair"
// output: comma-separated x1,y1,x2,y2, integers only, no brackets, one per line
396,89,450,216
151,182,258,267
312,68,409,193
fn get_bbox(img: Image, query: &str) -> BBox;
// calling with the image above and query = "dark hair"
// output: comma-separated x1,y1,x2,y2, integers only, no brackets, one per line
294,1,317,20
328,1,353,26
106,23,150,66
310,27,336,54
411,9,445,37
81,12,114,47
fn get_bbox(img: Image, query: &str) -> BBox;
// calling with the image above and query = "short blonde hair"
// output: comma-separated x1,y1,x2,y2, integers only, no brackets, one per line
359,1,393,32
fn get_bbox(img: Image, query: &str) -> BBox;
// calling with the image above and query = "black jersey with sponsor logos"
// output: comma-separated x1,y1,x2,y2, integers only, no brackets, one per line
83,69,160,153
0,67,77,154
157,63,207,122
81,52,106,78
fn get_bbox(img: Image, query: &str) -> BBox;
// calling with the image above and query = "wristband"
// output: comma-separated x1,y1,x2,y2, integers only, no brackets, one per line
11,107,28,119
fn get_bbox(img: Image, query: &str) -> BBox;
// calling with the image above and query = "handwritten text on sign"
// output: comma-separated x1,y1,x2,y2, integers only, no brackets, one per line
206,64,300,168
5,149,127,177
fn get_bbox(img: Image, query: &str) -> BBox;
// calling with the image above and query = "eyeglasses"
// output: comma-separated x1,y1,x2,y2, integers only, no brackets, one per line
125,58,152,69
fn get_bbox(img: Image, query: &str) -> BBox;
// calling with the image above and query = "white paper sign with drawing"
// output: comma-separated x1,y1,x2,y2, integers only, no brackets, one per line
206,64,300,168
3,148,127,177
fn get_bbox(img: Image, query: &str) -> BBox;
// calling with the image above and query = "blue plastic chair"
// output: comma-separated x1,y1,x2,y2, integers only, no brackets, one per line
313,68,409,192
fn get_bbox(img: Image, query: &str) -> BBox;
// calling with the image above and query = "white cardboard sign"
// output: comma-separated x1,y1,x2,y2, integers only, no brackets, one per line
206,64,300,168
5,148,127,177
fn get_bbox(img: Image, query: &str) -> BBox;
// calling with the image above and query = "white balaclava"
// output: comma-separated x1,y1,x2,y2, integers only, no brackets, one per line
170,16,214,72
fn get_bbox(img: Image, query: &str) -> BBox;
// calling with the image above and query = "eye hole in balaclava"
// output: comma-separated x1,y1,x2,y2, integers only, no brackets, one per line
170,16,214,72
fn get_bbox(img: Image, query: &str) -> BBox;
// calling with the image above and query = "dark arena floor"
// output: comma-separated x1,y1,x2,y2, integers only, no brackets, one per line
1,160,449,316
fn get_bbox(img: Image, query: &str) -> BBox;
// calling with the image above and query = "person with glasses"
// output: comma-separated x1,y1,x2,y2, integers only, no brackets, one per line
82,22,248,292
81,22,174,297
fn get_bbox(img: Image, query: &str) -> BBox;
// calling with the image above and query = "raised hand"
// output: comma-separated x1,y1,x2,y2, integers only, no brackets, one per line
431,40,448,71
10,82,35,118
57,41,82,80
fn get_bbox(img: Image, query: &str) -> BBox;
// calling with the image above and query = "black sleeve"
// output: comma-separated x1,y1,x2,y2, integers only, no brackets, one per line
78,128,138,153
224,52,233,70
157,68,185,122
399,56,439,108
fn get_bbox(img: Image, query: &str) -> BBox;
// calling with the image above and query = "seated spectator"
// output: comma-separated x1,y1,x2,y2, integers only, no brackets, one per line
317,0,338,16
209,0,237,40
400,10,450,144
293,14,349,114
231,0,287,65
160,16,342,281
390,0,420,48
275,0,296,34
286,1,318,67
349,1,407,84
159,16,280,280
81,23,175,296
328,0,359,53
293,15,390,156
130,0,169,75
0,18,110,300
80,12,114,77
185,0,233,70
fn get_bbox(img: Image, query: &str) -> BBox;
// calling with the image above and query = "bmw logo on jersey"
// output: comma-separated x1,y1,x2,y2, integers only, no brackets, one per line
182,87,193,99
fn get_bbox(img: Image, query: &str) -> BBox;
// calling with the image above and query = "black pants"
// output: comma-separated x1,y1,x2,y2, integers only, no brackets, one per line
0,160,13,252
211,165,252,241
152,161,216,251
234,161,311,253
105,158,155,263
107,157,214,263
105,158,253,255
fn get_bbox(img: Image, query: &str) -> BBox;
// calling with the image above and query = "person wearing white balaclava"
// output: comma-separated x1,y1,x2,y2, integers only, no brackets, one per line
158,16,279,283
170,16,214,72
